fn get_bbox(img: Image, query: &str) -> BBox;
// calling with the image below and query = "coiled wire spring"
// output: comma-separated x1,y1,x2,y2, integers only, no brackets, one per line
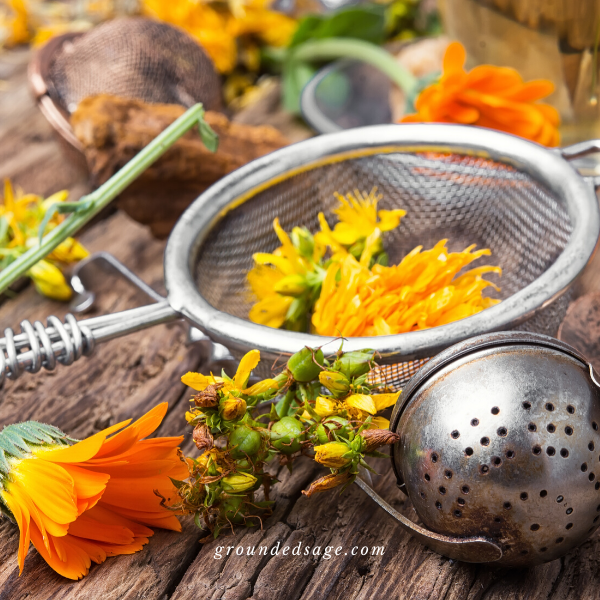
0,315,95,384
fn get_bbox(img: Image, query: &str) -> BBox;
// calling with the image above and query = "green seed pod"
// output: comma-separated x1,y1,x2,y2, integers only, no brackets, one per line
221,472,257,493
228,425,262,458
220,495,246,524
235,458,253,471
315,416,352,444
319,370,350,397
270,416,305,454
333,350,375,379
291,226,315,258
287,347,324,382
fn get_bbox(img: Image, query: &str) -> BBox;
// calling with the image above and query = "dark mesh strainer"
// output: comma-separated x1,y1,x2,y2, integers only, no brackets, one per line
28,17,222,151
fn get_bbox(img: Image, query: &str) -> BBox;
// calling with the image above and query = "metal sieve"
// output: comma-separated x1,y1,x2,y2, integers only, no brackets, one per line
28,17,222,152
0,125,599,386
355,331,600,567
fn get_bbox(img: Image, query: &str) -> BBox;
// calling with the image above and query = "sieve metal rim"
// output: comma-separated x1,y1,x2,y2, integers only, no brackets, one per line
164,124,600,363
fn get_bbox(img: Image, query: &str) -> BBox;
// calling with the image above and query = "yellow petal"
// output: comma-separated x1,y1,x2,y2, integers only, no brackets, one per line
28,260,72,301
314,396,336,417
369,416,390,429
372,391,401,412
243,378,279,395
345,394,377,415
181,372,223,391
234,350,260,389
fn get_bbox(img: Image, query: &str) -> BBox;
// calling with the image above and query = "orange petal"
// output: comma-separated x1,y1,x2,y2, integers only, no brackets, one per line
442,41,466,77
1,490,31,574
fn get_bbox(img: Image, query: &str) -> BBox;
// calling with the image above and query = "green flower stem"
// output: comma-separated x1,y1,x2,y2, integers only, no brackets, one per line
292,38,418,95
0,103,215,295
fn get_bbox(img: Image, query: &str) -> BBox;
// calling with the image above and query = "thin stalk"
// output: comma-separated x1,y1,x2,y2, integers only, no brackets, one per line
0,104,211,295
292,38,418,95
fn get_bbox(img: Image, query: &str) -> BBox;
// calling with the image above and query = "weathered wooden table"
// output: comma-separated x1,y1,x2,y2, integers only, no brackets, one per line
2,48,600,600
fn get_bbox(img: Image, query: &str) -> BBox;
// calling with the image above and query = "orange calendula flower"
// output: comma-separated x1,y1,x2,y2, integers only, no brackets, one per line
312,239,501,337
402,41,560,147
0,403,187,580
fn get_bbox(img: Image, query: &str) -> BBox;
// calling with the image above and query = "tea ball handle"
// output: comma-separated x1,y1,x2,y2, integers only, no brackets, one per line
354,476,502,563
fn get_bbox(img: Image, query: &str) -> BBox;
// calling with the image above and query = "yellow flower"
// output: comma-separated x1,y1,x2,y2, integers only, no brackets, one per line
314,442,352,468
28,260,72,301
0,180,88,301
319,371,350,396
182,350,277,397
0,404,187,580
314,395,336,417
0,0,30,47
221,472,257,492
318,188,406,248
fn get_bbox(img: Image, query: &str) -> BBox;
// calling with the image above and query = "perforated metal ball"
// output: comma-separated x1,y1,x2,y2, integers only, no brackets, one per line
390,332,600,567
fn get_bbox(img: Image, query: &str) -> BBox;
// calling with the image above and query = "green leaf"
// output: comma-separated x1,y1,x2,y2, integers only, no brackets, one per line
289,5,386,48
282,59,316,114
198,118,219,153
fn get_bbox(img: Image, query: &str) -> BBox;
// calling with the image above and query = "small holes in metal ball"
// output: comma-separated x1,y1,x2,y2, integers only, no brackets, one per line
533,445,542,455
560,448,569,458
522,401,531,410
462,485,470,494
492,456,502,467
424,474,430,482
540,547,547,552
457,498,466,506
545,403,555,412
435,501,442,510
465,447,474,457
506,450,515,459
566,508,573,515
597,504,600,512
582,463,588,472
454,509,462,518
439,486,446,495
590,442,596,451
557,495,564,503
497,427,508,437
444,470,453,479
530,524,540,531
431,453,438,463
480,437,490,446
566,523,573,530
565,426,574,435
547,446,556,457
596,482,600,491
556,537,564,544
594,422,599,431
451,430,460,439
595,516,600,523
471,418,479,427
590,473,596,482
589,527,595,533
547,424,556,433
528,423,537,432
480,465,489,474
521,550,529,555
567,405,575,414
494,517,501,523
491,406,500,415
420,491,426,499
540,490,548,498
520,492,529,501
503,502,512,510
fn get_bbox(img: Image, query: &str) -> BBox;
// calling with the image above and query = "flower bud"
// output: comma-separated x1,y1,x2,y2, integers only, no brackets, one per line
319,371,350,396
219,494,246,523
302,472,352,497
221,472,257,493
193,424,214,452
291,226,315,258
333,350,375,379
228,425,262,458
359,429,400,452
270,416,305,454
314,441,352,468
220,395,247,420
315,417,351,444
287,347,324,382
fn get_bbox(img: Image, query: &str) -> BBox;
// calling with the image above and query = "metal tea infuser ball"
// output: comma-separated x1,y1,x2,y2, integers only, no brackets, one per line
357,331,600,567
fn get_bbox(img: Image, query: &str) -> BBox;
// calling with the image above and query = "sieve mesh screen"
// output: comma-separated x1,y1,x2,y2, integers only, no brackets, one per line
193,150,573,388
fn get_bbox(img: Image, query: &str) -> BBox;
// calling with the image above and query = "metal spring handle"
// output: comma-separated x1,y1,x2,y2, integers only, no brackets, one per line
0,301,179,384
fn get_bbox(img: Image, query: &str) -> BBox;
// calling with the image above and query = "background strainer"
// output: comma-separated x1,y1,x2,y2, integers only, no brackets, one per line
28,17,222,152
0,125,598,388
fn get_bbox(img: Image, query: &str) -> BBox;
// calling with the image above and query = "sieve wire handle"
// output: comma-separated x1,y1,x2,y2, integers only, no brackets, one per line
354,476,503,563
560,140,600,188
0,301,180,384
